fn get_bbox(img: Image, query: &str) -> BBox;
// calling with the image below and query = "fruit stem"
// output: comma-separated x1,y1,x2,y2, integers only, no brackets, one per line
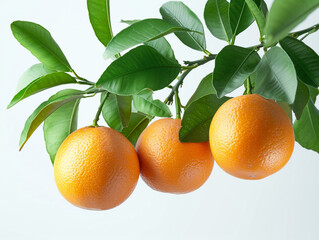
92,92,109,127
174,90,181,119
246,77,252,95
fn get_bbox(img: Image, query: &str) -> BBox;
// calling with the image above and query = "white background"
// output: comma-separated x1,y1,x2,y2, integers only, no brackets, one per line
1,0,319,239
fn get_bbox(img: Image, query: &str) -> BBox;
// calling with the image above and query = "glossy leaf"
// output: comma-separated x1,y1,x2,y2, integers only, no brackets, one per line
309,86,319,102
229,0,260,36
104,18,189,59
179,94,230,142
133,89,171,117
87,0,113,46
144,38,176,61
101,93,132,131
245,0,266,38
43,96,80,163
97,45,181,95
294,99,319,153
121,19,176,61
160,1,206,51
11,21,72,72
260,0,268,17
19,89,84,150
278,102,292,122
213,45,260,98
121,19,140,25
16,64,56,92
254,47,297,104
293,80,310,120
204,0,232,42
265,0,319,46
8,72,77,108
280,36,319,87
121,112,150,146
187,73,216,107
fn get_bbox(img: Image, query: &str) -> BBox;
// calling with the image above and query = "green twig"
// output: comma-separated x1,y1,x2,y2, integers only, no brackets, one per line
250,43,264,51
300,28,318,41
92,92,109,127
85,87,106,94
182,64,199,70
77,80,95,86
183,54,217,66
165,54,217,105
72,69,95,86
174,90,181,119
248,23,319,51
203,49,212,55
165,69,191,105
290,23,319,38
72,70,87,81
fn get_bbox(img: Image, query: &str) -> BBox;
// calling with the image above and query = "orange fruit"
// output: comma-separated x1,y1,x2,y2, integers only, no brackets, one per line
209,94,295,180
136,118,214,194
54,126,139,210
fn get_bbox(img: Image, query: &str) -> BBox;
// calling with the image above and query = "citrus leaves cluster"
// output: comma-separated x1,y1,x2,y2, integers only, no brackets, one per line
8,0,319,163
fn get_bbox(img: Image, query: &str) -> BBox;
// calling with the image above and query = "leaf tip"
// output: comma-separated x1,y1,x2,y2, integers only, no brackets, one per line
19,143,25,151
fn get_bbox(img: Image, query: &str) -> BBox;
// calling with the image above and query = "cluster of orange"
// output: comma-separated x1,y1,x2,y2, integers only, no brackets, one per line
54,94,295,210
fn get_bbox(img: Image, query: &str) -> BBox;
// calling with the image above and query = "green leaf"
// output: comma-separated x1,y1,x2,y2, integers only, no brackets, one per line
16,64,56,92
278,102,292,121
11,21,72,72
19,89,84,150
160,1,206,51
121,19,176,61
103,18,189,59
294,99,319,153
254,47,297,104
309,86,319,102
280,36,319,88
229,0,260,36
265,0,319,46
87,0,113,47
179,94,230,142
186,73,216,107
244,0,266,38
97,45,181,95
260,0,268,17
8,72,77,108
293,80,310,120
101,93,132,132
121,112,150,146
144,38,176,61
204,0,233,42
213,45,260,98
133,89,171,117
43,97,80,163
121,19,140,25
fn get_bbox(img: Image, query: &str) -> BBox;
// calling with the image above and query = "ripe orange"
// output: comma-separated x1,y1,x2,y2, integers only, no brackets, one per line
136,118,214,194
209,94,295,180
54,126,140,210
